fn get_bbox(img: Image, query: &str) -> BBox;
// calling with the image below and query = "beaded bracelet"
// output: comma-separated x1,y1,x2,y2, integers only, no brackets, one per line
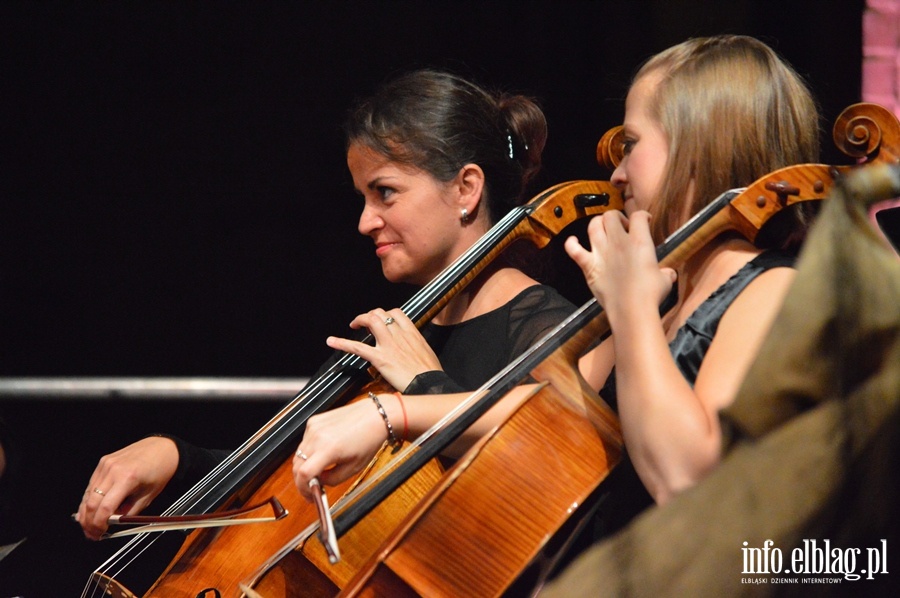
368,392,402,451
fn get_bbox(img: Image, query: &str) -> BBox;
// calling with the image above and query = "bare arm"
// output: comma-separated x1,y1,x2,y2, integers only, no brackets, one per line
615,268,794,502
291,384,534,501
578,336,616,393
568,211,795,502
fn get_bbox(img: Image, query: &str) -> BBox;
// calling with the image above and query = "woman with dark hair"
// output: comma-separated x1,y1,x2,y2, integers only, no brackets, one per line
76,69,576,540
324,69,567,396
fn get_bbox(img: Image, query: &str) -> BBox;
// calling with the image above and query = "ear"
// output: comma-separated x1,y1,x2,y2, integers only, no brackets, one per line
455,163,486,218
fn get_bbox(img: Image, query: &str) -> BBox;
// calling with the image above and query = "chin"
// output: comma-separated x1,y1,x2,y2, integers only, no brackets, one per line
381,258,431,286
382,268,414,286
623,198,640,215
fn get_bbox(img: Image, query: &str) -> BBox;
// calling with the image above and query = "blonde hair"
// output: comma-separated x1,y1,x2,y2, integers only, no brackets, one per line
635,35,821,243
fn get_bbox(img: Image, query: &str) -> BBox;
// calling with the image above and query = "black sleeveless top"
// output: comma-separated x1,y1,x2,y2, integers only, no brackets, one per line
600,250,797,410
592,250,797,538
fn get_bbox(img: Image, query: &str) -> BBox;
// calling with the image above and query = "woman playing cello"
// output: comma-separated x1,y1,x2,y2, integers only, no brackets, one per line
76,69,576,541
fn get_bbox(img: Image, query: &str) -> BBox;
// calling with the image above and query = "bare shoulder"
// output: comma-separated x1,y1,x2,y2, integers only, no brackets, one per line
695,265,796,412
715,264,797,352
726,266,796,322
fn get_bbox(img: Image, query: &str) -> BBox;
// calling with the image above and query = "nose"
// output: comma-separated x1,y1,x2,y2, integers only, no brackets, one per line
611,161,627,190
358,202,383,236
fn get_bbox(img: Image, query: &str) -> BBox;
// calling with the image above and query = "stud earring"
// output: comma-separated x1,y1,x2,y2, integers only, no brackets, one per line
460,208,469,223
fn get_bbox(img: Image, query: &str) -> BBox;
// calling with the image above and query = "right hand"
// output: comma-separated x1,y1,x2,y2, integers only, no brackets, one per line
291,395,394,502
75,436,179,540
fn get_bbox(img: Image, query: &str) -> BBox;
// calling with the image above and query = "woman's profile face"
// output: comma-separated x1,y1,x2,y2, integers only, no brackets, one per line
611,71,669,216
347,143,471,286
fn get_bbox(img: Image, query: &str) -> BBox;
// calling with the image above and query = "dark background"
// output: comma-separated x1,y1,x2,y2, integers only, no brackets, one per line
0,1,869,595
0,0,868,378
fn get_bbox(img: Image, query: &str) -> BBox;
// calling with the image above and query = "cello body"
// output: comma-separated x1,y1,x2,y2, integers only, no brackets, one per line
341,330,622,597
144,417,444,597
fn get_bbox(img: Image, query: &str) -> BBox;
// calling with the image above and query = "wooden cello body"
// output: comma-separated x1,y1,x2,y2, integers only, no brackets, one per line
339,310,623,597
84,179,623,598
331,102,900,598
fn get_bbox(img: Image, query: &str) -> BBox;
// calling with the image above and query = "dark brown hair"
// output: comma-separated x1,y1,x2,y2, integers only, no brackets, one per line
344,69,548,224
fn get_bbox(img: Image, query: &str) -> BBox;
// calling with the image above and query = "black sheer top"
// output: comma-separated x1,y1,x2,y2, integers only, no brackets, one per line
404,285,576,394
168,284,575,487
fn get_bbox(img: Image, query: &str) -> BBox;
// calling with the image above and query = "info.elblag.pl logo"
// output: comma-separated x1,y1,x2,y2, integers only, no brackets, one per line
741,539,889,585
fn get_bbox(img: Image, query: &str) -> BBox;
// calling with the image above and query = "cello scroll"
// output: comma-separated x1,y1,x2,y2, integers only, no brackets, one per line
595,125,624,170
832,102,900,164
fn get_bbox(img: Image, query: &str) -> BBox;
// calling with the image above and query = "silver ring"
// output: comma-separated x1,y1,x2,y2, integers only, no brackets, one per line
295,449,309,460
93,488,107,497
384,316,395,326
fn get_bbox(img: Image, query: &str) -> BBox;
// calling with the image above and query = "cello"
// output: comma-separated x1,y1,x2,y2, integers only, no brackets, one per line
82,178,624,598
281,102,900,597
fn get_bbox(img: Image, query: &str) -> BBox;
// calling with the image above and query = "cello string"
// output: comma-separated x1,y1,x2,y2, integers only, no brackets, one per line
83,533,160,597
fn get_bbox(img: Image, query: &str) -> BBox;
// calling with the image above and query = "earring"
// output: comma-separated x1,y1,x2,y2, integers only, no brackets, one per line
460,208,469,223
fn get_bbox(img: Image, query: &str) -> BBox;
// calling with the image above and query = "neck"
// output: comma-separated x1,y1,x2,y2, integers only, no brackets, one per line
434,255,532,326
433,260,499,325
663,233,760,334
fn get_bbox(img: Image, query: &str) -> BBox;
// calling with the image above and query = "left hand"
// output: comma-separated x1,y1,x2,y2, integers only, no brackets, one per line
326,308,441,391
564,210,676,320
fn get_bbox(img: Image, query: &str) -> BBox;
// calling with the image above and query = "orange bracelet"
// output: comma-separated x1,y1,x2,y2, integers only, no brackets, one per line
393,391,408,442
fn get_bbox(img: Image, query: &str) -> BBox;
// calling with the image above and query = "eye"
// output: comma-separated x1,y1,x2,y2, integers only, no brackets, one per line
376,186,396,201
621,138,636,156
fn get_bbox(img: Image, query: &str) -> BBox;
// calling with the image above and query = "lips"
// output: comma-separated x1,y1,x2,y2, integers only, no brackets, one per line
375,241,397,258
